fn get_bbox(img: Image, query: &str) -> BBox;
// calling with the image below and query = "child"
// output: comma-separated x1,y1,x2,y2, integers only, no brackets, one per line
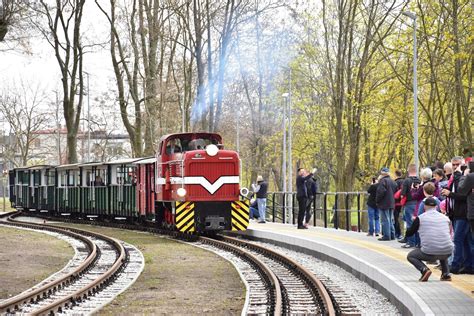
417,182,440,216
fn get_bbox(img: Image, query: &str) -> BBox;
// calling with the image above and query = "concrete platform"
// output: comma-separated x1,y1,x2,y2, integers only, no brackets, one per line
233,222,474,315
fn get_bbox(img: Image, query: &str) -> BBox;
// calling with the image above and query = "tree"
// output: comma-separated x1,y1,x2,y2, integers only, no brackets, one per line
0,0,24,41
0,81,48,166
29,0,87,163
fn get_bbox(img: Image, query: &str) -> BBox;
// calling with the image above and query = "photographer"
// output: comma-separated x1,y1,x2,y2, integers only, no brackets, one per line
399,164,420,247
251,175,268,224
458,160,474,235
367,176,380,237
296,168,316,229
441,156,472,274
304,172,318,227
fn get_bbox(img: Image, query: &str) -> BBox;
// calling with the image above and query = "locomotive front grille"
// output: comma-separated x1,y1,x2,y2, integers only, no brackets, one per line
187,161,238,198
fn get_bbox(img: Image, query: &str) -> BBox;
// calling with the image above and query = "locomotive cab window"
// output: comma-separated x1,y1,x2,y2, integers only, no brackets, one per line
165,138,182,155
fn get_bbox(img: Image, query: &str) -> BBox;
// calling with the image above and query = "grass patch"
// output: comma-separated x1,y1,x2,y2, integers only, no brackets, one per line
0,225,74,299
51,223,245,315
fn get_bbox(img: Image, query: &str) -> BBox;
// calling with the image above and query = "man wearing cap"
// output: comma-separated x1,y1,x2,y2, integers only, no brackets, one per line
296,168,316,229
405,197,453,281
376,167,398,240
252,175,268,223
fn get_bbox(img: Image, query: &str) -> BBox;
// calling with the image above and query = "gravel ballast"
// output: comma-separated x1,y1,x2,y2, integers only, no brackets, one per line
251,240,400,315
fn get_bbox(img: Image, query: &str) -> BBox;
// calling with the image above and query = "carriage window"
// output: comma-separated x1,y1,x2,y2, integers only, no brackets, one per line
90,169,107,186
33,171,41,186
116,166,136,185
68,171,75,186
19,171,28,184
46,170,55,186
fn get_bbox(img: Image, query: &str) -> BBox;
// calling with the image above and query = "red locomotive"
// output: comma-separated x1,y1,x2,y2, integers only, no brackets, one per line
143,132,250,233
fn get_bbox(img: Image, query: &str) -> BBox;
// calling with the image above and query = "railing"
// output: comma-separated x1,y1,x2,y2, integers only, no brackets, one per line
265,192,369,232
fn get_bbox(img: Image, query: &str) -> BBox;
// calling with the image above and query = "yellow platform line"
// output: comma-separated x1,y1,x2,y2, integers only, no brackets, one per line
253,224,474,298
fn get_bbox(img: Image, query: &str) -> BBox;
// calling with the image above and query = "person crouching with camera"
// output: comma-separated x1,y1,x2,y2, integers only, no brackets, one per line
405,197,453,281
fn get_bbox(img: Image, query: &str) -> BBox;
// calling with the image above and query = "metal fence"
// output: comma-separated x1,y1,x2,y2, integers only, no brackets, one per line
265,192,370,232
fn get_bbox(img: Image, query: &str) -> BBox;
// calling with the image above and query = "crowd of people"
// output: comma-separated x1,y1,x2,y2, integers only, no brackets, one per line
366,156,474,281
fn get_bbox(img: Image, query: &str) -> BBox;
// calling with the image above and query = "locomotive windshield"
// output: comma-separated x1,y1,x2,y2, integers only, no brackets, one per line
164,135,220,154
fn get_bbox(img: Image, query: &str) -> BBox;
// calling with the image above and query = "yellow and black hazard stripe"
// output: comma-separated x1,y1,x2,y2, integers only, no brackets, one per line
231,200,250,231
175,201,195,233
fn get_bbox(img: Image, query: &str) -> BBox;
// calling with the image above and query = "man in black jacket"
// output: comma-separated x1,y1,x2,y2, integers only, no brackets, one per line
304,175,317,227
441,157,472,274
367,178,380,236
376,167,398,241
394,170,405,239
296,168,315,229
458,164,474,234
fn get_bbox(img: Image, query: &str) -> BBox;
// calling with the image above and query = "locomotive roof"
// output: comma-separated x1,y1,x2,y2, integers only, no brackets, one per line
160,132,222,141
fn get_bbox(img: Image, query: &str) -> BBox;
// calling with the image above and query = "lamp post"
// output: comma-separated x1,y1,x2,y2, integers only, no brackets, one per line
402,11,419,175
55,90,61,164
85,72,91,162
282,95,287,201
281,93,292,222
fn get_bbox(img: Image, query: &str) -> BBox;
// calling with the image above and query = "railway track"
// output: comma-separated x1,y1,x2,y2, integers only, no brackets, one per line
198,235,336,315
9,212,355,315
0,211,130,315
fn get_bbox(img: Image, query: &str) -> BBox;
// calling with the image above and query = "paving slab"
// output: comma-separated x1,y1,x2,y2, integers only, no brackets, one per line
234,222,474,315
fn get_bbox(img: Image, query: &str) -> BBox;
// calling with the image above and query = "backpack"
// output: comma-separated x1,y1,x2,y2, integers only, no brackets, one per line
394,189,407,206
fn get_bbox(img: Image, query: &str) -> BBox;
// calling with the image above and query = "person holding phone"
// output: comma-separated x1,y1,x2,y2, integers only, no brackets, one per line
399,164,420,247
441,156,472,274
458,160,474,238
296,168,316,229
366,176,380,237
376,167,398,241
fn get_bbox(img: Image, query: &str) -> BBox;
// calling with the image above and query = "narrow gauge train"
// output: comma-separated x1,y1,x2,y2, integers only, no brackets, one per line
8,132,250,233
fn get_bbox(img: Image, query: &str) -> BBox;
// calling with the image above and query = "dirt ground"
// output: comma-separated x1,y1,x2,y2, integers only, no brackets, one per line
0,225,74,299
50,223,245,315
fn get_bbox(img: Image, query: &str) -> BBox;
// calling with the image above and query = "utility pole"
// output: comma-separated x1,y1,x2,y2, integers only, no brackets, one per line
236,105,240,153
287,68,293,218
85,72,91,162
282,95,287,223
402,11,419,175
55,90,61,165
180,92,185,133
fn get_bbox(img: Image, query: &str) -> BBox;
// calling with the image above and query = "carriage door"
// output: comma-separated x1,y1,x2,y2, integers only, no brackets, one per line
146,163,155,216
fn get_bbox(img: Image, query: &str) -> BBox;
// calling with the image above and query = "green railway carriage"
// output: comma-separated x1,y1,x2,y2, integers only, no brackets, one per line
80,162,109,216
13,167,30,210
105,159,141,219
28,165,56,212
8,170,15,208
56,164,81,214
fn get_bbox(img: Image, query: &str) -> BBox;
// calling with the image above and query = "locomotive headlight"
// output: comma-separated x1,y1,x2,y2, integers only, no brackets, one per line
177,187,187,197
240,187,249,197
205,144,219,156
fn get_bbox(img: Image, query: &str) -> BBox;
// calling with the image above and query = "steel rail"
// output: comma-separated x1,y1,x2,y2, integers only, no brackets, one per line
221,235,336,316
199,236,282,315
14,212,336,315
0,213,126,315
0,216,98,314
